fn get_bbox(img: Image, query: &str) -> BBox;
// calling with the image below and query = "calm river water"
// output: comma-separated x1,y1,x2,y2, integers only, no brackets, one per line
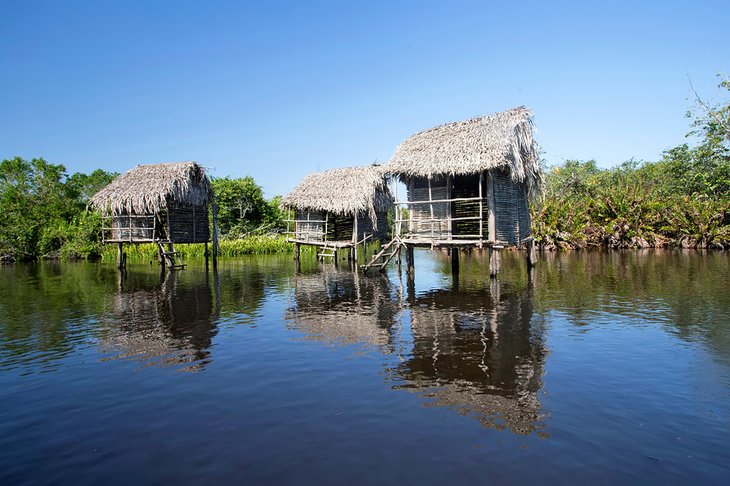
1,250,729,484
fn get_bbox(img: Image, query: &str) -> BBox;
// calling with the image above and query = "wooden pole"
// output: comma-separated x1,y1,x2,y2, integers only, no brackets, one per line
527,238,537,268
406,245,415,279
117,243,124,269
478,172,484,242
352,215,358,265
212,203,219,269
446,175,452,240
294,243,301,273
428,178,434,241
489,247,500,278
451,247,459,277
486,170,496,241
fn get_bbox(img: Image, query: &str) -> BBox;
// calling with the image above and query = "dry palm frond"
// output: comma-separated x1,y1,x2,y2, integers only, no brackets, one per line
388,106,543,198
282,164,392,223
89,161,213,215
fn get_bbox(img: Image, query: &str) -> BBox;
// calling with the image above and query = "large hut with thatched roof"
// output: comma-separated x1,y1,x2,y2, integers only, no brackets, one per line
378,106,542,276
90,161,216,268
387,106,542,249
282,164,393,263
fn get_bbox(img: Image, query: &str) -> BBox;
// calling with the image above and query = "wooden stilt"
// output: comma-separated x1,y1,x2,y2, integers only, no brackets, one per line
406,245,415,279
489,247,500,278
212,203,219,269
527,238,537,268
451,247,459,276
117,243,125,270
205,241,209,268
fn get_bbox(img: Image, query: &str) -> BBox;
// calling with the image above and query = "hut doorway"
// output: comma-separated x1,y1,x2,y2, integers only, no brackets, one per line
450,173,486,239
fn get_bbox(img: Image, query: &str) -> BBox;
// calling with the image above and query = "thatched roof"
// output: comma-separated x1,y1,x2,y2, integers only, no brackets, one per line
281,164,392,221
388,106,543,197
89,161,213,215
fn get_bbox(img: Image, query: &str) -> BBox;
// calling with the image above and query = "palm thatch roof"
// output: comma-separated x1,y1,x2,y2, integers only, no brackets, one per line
89,161,213,215
388,106,543,197
281,164,392,222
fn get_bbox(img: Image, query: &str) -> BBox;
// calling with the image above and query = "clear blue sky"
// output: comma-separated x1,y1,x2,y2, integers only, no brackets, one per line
1,0,728,197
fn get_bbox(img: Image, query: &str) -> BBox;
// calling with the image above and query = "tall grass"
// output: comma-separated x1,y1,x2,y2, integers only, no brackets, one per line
101,234,294,260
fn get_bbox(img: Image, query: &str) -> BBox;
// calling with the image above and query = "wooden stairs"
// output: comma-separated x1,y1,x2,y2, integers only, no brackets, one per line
361,236,403,273
157,241,186,270
317,242,337,262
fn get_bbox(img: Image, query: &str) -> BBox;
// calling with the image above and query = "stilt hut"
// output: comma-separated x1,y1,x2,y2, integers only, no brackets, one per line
383,106,543,275
282,164,393,264
89,161,216,269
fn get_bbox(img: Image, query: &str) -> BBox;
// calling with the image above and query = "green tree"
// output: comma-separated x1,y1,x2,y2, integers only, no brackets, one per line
0,157,117,260
211,176,272,236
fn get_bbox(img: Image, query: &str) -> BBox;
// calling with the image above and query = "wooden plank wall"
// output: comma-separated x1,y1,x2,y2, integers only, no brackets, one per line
492,169,531,245
168,205,210,243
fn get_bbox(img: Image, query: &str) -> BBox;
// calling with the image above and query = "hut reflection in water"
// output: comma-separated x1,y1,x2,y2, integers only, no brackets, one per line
285,267,401,353
286,264,547,435
395,281,547,435
100,270,220,371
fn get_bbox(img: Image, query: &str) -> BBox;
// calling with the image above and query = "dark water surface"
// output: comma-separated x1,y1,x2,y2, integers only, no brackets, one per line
1,250,729,484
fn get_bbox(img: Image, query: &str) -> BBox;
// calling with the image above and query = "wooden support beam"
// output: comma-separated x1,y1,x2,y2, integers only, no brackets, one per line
489,247,500,278
487,170,496,241
117,243,124,269
406,245,415,279
428,178,434,241
479,172,484,241
527,238,537,268
451,247,459,276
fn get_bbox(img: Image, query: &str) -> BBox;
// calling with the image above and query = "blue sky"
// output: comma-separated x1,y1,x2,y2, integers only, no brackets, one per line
1,0,728,197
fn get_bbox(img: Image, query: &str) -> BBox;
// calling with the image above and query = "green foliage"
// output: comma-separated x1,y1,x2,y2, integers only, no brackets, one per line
532,158,730,249
532,76,730,250
0,157,116,261
211,176,285,236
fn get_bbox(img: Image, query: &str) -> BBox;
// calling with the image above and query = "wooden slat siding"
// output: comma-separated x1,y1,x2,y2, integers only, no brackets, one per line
517,185,531,241
327,213,355,242
168,205,210,243
356,211,389,241
492,169,530,245
296,210,325,242
109,214,156,241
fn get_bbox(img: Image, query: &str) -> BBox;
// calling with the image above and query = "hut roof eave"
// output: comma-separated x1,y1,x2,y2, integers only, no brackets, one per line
89,161,213,216
387,106,544,198
281,164,393,218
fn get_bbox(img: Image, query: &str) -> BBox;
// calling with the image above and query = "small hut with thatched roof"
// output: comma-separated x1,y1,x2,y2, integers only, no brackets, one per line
90,161,216,268
383,106,543,275
282,164,393,263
